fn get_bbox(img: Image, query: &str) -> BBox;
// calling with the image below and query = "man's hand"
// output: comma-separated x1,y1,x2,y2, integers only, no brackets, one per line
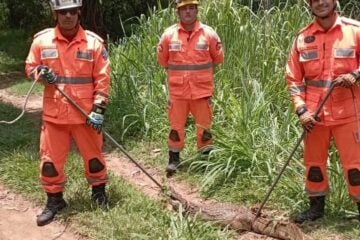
296,105,318,133
334,73,356,88
86,104,106,133
299,111,317,133
37,66,57,84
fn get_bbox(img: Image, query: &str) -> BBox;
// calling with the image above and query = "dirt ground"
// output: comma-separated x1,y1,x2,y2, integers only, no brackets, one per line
0,183,85,240
0,74,283,240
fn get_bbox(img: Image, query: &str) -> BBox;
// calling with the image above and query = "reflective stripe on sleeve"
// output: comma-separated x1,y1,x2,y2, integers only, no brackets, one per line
289,85,305,95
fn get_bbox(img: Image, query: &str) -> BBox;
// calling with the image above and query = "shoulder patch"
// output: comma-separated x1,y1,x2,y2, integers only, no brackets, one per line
34,28,54,39
85,30,104,43
101,48,109,60
341,17,360,27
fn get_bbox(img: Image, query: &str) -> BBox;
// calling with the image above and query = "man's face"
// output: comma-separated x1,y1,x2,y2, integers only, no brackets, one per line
177,4,198,25
55,7,80,30
310,0,336,18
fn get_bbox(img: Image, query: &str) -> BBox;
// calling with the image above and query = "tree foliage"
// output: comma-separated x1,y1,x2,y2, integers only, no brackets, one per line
0,0,359,37
0,0,50,32
0,0,170,39
100,0,169,40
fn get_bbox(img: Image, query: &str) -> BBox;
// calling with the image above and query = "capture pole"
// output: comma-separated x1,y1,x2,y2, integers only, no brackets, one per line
54,85,164,190
254,83,336,219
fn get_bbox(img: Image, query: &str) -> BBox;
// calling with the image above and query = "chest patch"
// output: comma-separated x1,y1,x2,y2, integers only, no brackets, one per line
41,49,58,59
334,48,355,58
169,42,181,51
195,43,209,50
76,51,93,61
300,50,318,61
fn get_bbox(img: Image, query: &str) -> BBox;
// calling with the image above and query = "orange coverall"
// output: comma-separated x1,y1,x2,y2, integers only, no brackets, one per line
286,14,360,201
25,26,110,193
157,21,224,151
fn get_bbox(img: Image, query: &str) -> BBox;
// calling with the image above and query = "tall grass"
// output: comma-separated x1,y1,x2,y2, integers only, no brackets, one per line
107,0,358,216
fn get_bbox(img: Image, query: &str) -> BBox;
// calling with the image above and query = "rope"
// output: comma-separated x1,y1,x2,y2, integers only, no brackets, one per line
0,78,38,124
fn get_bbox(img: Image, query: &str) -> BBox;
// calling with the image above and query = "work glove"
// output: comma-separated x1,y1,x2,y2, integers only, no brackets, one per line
334,73,357,88
37,65,58,84
87,104,106,133
296,106,318,133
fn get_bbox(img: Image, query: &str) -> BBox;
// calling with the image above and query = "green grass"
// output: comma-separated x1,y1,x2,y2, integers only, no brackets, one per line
0,29,30,72
0,103,39,151
0,101,235,240
7,78,44,96
2,0,360,239
104,0,360,238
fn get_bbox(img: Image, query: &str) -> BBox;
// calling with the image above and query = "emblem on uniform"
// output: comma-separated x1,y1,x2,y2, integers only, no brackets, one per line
304,36,315,43
101,49,109,60
158,45,163,52
216,42,222,51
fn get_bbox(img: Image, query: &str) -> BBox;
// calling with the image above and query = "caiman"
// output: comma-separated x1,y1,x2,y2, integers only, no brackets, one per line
169,186,309,240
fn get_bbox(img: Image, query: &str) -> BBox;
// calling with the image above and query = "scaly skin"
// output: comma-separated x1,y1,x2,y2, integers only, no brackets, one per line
169,186,308,240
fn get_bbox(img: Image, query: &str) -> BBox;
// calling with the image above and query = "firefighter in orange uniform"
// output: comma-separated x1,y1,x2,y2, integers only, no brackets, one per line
25,0,110,226
157,0,224,175
286,0,360,223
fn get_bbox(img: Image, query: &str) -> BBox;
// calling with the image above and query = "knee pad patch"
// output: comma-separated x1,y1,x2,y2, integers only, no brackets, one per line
348,168,360,186
42,162,58,177
89,158,105,173
307,166,324,182
201,129,212,142
169,129,180,142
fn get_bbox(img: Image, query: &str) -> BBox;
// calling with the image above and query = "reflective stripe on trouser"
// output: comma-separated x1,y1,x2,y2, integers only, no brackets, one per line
40,121,108,193
304,122,360,201
167,98,212,151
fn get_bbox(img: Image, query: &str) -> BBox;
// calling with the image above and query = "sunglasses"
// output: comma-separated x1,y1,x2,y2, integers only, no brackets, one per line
56,8,78,15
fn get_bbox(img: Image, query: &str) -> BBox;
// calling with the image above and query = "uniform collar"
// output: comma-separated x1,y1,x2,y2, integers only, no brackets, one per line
54,25,87,43
178,20,201,33
310,13,341,34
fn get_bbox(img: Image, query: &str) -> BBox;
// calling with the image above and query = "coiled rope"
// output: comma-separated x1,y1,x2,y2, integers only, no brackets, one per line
0,78,38,124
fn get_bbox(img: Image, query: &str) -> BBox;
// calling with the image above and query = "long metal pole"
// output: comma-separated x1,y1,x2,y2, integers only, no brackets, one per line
254,83,336,219
54,85,164,190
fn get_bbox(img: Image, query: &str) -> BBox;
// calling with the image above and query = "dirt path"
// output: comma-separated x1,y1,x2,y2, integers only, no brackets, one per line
0,183,84,240
0,75,286,240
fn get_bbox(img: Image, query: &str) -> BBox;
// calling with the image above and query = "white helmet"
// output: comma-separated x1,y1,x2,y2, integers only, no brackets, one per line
49,0,82,11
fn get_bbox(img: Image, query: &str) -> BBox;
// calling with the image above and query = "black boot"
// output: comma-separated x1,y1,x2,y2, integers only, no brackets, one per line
166,151,180,176
92,183,108,209
294,196,325,224
36,192,67,226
